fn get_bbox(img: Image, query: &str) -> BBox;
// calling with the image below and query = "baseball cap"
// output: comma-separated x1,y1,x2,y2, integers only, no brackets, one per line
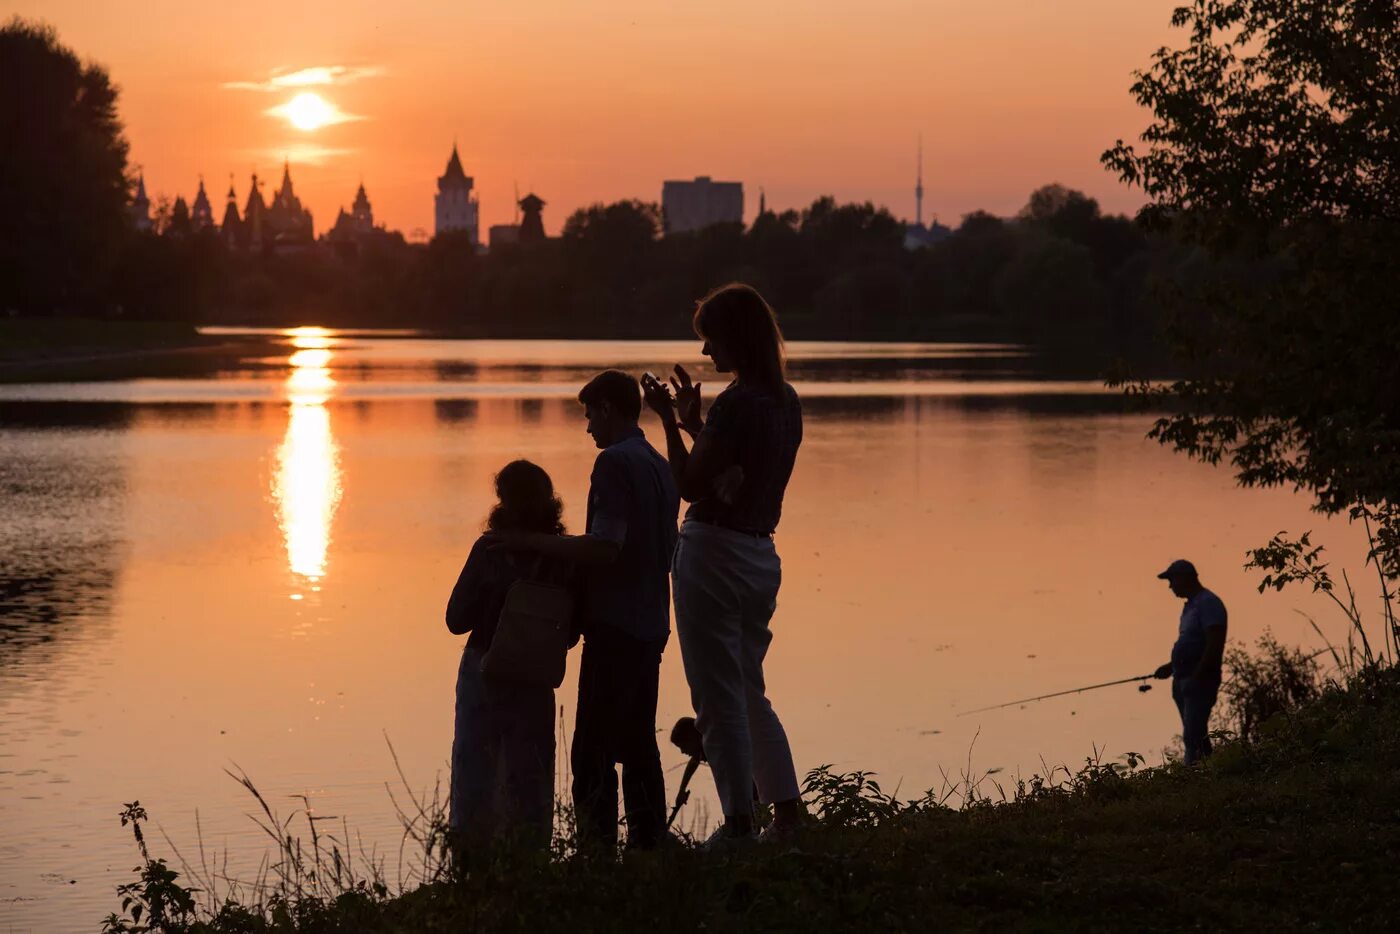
1157,559,1198,580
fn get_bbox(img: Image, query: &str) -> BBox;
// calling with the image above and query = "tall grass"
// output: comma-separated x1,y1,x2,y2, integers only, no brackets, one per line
102,524,1400,930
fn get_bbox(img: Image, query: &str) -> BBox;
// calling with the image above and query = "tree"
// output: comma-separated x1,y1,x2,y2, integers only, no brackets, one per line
1103,0,1400,579
560,200,661,327
0,19,131,314
993,234,1104,343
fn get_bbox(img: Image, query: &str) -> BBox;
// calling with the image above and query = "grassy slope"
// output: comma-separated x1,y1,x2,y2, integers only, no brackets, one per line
212,669,1400,933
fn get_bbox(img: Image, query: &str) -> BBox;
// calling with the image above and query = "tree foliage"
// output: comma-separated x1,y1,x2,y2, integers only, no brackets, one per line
1103,0,1400,576
185,186,1165,359
0,18,131,314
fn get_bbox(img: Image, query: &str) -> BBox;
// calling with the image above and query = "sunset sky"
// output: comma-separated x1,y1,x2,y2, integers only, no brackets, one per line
17,0,1180,238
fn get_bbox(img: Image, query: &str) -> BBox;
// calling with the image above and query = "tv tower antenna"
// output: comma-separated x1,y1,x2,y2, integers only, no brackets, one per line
915,133,924,227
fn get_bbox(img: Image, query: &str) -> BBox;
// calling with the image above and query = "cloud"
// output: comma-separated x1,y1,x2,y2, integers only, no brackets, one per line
225,65,385,92
246,144,356,166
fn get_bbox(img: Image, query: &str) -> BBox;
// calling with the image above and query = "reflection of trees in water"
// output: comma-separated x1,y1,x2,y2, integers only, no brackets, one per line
801,393,1137,425
433,360,480,381
434,399,479,424
0,405,128,687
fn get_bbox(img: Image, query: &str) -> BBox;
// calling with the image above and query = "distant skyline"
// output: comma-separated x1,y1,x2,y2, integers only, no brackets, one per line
15,0,1180,236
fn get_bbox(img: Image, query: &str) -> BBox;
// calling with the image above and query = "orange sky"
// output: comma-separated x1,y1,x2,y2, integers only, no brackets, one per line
17,0,1180,237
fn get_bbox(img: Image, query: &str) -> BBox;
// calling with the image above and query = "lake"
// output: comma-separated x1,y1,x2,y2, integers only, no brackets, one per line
0,330,1367,929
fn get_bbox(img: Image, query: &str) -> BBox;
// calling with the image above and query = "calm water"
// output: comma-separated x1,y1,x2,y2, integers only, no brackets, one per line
0,331,1367,929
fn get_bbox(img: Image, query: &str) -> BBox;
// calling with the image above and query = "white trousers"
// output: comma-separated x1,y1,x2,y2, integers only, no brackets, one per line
673,519,799,817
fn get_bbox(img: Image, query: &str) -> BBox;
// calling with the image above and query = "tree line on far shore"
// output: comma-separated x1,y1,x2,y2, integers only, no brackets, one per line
3,18,1184,362
134,185,1180,353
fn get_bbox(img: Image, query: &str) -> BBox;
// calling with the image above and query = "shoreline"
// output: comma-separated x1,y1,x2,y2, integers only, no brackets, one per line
96,662,1400,931
0,319,283,383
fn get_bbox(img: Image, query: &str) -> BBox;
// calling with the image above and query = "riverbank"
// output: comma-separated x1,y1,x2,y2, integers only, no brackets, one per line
0,318,277,382
105,663,1400,932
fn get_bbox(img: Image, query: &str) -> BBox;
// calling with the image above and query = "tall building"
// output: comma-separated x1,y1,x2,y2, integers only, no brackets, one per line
661,176,743,234
435,143,479,242
129,174,152,232
190,177,214,231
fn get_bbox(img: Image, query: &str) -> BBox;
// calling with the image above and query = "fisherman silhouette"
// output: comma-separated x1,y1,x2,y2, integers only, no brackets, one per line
1151,559,1228,765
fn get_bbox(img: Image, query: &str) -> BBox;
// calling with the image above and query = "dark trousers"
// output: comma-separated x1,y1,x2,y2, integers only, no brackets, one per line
1172,676,1220,766
572,626,667,849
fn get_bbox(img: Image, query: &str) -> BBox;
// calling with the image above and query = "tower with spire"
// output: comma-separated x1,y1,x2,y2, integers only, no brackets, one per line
351,182,373,231
129,173,152,232
190,177,214,231
901,134,951,250
435,143,479,243
221,177,243,246
329,180,378,246
915,135,924,227
265,160,314,246
242,172,266,249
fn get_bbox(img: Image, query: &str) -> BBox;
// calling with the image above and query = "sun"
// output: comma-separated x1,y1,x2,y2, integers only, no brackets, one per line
283,92,335,131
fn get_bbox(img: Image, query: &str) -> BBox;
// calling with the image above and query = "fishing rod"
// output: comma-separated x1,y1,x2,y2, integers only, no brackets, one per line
957,673,1157,717
958,647,1336,717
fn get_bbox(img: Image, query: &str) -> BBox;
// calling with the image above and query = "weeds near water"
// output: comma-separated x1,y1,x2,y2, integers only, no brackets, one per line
101,802,197,933
1221,632,1325,743
1247,524,1400,672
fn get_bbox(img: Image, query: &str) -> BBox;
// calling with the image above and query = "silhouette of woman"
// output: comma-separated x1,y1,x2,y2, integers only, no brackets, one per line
445,460,566,851
642,283,804,842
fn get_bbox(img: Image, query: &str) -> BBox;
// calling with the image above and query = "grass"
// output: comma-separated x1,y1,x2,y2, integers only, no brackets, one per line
101,650,1400,933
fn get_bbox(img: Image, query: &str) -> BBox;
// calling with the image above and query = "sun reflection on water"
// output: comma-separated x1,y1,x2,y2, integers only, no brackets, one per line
274,328,342,584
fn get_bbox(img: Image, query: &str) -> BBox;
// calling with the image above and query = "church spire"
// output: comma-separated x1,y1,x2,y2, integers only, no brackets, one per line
129,172,152,232
439,143,469,187
221,173,242,239
191,174,214,230
278,159,295,199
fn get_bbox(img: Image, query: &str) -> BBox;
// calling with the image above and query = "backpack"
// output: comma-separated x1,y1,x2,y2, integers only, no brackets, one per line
479,556,573,688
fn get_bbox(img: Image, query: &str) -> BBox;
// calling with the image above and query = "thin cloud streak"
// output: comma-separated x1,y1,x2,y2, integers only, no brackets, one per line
225,65,385,92
243,144,356,166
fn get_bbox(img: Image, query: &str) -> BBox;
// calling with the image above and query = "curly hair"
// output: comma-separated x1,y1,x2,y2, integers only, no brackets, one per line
485,460,565,535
